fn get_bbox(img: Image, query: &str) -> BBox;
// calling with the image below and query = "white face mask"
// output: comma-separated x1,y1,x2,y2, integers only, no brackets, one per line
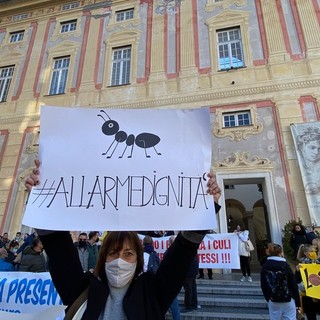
105,258,137,288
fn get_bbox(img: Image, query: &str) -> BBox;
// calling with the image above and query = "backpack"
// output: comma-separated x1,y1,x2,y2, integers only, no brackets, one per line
265,269,291,302
147,252,161,273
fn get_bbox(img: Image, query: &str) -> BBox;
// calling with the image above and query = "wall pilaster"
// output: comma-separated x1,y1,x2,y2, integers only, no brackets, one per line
149,6,166,81
296,0,320,57
260,0,290,63
179,0,197,76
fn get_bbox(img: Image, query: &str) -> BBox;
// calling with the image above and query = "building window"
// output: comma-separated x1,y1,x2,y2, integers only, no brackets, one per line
61,2,80,11
217,27,244,70
0,66,14,102
9,31,24,43
49,57,70,95
60,20,77,33
223,111,251,127
116,9,134,22
110,47,131,86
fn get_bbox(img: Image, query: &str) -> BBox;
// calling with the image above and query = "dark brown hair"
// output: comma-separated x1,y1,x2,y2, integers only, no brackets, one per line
9,240,19,249
95,231,144,282
32,236,42,248
88,231,99,240
266,243,283,257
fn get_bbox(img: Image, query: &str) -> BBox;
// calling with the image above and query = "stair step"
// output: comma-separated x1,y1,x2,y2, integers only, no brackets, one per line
165,274,270,320
166,310,270,320
178,296,268,308
196,286,264,296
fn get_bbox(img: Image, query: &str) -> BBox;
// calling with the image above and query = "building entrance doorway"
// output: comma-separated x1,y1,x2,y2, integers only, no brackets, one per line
224,183,270,264
215,172,282,273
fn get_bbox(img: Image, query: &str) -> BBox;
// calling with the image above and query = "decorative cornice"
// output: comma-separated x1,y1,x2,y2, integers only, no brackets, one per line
0,78,320,124
0,0,109,26
0,114,40,125
214,152,273,169
101,78,320,109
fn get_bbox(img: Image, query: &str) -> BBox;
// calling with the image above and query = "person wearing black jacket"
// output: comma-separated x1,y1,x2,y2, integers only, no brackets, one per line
26,162,222,320
290,224,308,257
19,236,47,272
261,243,300,320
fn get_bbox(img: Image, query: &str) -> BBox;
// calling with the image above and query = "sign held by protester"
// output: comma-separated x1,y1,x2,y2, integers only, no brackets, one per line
0,272,63,315
138,233,240,269
23,106,215,231
300,264,320,299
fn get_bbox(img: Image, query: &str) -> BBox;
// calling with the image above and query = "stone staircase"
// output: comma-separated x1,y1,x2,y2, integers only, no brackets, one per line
165,273,270,320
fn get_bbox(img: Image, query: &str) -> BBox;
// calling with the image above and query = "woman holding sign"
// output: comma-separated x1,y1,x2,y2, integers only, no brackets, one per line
25,161,221,320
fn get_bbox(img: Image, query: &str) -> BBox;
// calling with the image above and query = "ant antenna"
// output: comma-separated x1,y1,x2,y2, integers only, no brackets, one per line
97,114,107,121
100,110,111,120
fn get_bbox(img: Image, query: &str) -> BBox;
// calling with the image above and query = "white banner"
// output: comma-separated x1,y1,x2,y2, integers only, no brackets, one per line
138,233,240,269
0,272,64,317
23,106,215,231
291,123,320,226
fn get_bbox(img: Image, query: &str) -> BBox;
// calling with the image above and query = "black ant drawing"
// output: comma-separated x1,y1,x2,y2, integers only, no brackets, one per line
97,110,162,158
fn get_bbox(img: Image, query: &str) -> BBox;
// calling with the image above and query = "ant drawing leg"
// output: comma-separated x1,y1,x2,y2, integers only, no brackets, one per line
128,145,134,158
120,145,128,158
144,148,150,158
107,141,120,159
102,140,116,156
153,146,161,155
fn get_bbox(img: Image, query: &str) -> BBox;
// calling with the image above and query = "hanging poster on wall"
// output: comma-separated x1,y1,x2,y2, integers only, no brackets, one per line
291,123,320,226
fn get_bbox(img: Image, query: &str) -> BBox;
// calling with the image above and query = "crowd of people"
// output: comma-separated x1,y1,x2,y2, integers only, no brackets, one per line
1,221,319,320
0,231,47,272
259,222,320,320
0,230,101,274
1,221,320,320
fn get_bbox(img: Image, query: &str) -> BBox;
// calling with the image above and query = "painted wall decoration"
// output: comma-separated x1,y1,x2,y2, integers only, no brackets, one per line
23,106,215,231
291,123,320,226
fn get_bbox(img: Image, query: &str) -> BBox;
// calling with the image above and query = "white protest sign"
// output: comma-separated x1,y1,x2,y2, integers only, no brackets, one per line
138,233,240,269
23,106,215,231
197,233,239,268
0,272,63,315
